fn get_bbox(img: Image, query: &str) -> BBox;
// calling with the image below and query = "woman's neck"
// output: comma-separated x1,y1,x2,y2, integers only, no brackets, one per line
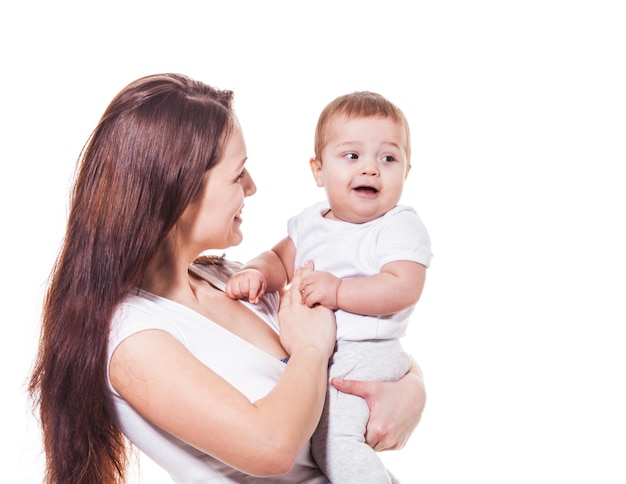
140,240,197,301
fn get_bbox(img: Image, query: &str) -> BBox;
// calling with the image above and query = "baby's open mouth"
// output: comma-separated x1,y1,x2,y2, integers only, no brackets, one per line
354,186,378,193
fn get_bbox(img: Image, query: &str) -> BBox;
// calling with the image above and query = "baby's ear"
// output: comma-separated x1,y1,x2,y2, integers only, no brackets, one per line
405,162,412,180
309,158,324,187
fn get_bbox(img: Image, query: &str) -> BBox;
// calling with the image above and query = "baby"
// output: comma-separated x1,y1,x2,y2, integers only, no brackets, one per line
227,91,433,483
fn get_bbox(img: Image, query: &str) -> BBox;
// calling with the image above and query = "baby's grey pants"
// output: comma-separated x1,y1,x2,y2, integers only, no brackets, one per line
311,339,410,484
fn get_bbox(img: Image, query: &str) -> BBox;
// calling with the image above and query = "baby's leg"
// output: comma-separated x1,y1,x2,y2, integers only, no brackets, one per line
313,382,388,483
311,340,410,484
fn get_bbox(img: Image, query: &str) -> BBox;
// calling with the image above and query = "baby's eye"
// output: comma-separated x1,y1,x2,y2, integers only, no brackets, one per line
382,155,396,162
344,153,359,160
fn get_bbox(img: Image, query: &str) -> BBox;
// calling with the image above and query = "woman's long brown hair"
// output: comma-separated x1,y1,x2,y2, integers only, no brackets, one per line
28,73,234,483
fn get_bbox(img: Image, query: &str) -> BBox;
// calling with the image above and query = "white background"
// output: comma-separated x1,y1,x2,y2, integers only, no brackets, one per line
2,1,625,482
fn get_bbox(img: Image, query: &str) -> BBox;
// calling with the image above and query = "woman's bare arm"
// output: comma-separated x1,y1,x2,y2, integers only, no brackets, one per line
110,268,336,477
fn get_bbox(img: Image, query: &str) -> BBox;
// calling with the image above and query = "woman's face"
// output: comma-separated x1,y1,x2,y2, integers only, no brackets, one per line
178,121,256,253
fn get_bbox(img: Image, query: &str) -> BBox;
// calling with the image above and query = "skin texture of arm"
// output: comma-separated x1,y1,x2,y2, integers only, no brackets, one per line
110,271,336,477
300,260,427,316
226,236,296,303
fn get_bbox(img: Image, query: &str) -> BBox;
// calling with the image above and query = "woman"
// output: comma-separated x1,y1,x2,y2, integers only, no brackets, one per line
28,73,426,483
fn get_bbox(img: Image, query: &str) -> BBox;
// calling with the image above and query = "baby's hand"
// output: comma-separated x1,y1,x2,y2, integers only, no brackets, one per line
299,270,342,310
225,269,267,304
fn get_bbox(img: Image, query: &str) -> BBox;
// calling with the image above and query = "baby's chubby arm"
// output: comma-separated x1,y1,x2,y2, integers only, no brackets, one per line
225,268,267,304
300,260,427,316
226,237,296,304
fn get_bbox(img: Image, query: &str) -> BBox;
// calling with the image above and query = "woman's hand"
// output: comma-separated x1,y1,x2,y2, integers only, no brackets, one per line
331,358,426,451
278,261,336,359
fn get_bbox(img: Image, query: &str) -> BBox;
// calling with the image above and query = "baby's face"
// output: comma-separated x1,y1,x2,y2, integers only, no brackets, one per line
311,115,410,224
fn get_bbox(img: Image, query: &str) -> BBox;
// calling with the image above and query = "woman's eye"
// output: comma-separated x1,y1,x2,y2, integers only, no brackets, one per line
237,169,246,180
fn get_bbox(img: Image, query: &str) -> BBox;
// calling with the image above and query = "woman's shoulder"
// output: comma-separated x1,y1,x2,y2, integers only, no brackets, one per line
111,290,184,339
191,255,282,332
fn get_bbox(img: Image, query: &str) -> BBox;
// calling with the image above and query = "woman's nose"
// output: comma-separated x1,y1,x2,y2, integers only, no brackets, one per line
244,172,257,196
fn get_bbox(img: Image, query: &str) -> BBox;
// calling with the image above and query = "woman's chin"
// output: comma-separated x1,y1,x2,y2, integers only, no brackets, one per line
229,231,244,247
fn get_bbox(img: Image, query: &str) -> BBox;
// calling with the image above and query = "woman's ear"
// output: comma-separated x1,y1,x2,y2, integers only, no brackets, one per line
309,158,324,187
